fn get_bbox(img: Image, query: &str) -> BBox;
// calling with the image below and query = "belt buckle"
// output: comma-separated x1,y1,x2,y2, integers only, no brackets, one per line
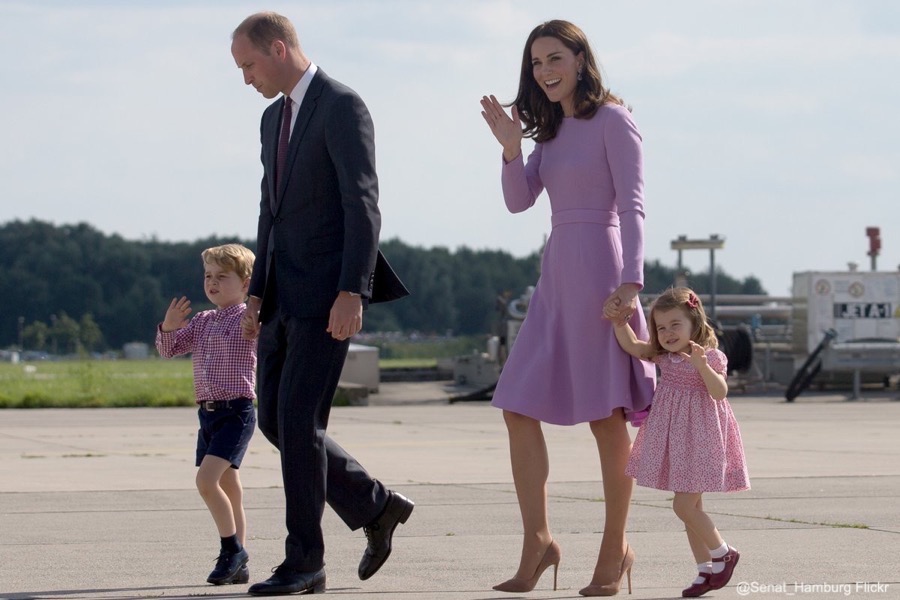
203,400,216,412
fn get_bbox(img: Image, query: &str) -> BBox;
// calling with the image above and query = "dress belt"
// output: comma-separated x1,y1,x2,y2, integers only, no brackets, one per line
551,209,619,228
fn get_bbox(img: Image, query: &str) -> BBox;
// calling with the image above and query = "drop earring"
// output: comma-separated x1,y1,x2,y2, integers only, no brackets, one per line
577,65,583,81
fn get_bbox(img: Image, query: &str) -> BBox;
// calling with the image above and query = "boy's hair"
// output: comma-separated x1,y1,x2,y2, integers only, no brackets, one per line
201,244,255,280
647,287,718,357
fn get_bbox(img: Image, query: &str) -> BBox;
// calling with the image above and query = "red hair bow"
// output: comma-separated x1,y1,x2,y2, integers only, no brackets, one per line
686,292,699,308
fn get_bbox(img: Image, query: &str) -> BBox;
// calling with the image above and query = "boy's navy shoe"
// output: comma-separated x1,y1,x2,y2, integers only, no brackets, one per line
207,548,249,585
231,565,250,585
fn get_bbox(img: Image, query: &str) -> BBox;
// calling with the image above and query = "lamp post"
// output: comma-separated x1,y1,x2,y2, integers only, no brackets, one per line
866,227,880,271
670,235,726,320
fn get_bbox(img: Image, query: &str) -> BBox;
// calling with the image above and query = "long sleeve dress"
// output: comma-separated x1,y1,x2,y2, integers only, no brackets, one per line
491,104,655,425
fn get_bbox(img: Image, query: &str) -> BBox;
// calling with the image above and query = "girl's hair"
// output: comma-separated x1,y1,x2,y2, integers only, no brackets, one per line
511,20,625,143
647,287,718,357
201,244,255,281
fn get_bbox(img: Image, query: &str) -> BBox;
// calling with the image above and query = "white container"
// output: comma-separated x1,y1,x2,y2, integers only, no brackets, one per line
340,343,380,392
792,271,900,355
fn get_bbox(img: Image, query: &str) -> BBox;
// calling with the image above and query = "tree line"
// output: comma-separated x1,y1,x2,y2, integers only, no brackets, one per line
0,219,765,352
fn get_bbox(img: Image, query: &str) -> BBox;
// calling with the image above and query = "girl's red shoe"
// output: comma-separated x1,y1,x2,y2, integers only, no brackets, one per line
709,547,740,589
682,572,713,598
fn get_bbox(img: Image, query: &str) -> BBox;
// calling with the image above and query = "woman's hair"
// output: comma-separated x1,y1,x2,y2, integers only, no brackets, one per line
647,287,718,357
511,20,624,143
202,244,256,281
233,11,299,53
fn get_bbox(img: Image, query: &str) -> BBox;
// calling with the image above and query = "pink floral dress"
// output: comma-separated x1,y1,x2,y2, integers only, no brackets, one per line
626,349,750,493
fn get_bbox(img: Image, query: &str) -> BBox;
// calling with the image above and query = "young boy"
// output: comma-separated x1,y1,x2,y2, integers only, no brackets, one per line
155,243,257,585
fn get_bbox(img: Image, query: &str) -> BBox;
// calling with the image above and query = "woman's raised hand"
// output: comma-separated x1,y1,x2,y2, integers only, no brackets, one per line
480,95,522,161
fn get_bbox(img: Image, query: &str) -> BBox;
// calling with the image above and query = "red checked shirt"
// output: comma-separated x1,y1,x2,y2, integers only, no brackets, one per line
155,303,257,403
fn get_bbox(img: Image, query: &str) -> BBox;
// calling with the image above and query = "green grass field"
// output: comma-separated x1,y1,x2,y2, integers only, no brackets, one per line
0,356,448,408
0,336,482,408
0,359,196,408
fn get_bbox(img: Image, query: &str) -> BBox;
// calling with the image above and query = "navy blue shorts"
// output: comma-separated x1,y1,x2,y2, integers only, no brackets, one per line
196,398,256,469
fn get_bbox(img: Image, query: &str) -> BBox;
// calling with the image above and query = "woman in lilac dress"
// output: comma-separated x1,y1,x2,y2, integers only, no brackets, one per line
480,20,655,596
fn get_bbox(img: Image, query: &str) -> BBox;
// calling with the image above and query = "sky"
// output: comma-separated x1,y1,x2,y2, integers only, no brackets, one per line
1,0,898,297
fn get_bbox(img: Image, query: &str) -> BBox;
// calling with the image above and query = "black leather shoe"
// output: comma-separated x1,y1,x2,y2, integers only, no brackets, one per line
248,565,326,596
358,490,414,580
207,547,249,585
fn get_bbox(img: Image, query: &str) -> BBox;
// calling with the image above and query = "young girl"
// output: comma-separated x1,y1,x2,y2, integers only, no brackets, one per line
611,287,749,598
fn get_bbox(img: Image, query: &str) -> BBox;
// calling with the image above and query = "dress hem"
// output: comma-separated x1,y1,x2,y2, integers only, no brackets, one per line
491,400,635,426
630,479,751,494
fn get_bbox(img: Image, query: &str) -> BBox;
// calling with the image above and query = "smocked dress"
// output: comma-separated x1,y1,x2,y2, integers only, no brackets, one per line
491,104,655,426
626,349,750,493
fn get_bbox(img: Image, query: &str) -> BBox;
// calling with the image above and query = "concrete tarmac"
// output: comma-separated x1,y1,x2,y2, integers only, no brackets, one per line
2,384,899,599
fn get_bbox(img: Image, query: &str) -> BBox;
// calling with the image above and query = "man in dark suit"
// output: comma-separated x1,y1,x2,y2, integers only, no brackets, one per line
231,12,413,596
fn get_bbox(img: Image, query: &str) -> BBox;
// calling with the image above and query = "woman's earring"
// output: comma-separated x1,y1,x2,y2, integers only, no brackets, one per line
577,66,583,81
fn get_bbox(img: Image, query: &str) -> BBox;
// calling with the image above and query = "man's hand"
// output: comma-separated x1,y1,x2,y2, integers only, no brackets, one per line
328,291,363,341
241,296,262,341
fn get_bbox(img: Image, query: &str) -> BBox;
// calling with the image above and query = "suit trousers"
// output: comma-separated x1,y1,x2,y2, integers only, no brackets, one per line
257,310,389,571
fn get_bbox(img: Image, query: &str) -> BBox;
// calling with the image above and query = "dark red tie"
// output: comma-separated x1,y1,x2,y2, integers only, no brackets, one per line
276,96,293,188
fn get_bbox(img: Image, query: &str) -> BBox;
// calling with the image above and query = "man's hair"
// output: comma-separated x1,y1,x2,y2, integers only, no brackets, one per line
233,11,299,54
201,244,255,280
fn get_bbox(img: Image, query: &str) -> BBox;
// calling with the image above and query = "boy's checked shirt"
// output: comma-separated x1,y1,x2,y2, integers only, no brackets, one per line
155,303,257,403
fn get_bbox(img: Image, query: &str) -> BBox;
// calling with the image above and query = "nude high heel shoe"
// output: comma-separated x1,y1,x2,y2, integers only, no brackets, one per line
579,544,634,596
493,540,561,593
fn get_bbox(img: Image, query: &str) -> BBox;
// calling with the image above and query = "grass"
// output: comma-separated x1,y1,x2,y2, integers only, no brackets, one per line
379,357,438,369
0,352,454,408
0,359,195,408
1,336,482,408
367,336,486,361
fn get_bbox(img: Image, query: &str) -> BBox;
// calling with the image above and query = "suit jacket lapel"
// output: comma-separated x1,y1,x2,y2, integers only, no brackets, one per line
264,103,281,213
274,70,327,212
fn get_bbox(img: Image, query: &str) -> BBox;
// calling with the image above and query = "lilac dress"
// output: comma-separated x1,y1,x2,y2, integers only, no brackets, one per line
491,105,655,425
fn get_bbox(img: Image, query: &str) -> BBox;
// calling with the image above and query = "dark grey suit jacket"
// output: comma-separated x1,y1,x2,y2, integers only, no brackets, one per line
249,69,407,323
